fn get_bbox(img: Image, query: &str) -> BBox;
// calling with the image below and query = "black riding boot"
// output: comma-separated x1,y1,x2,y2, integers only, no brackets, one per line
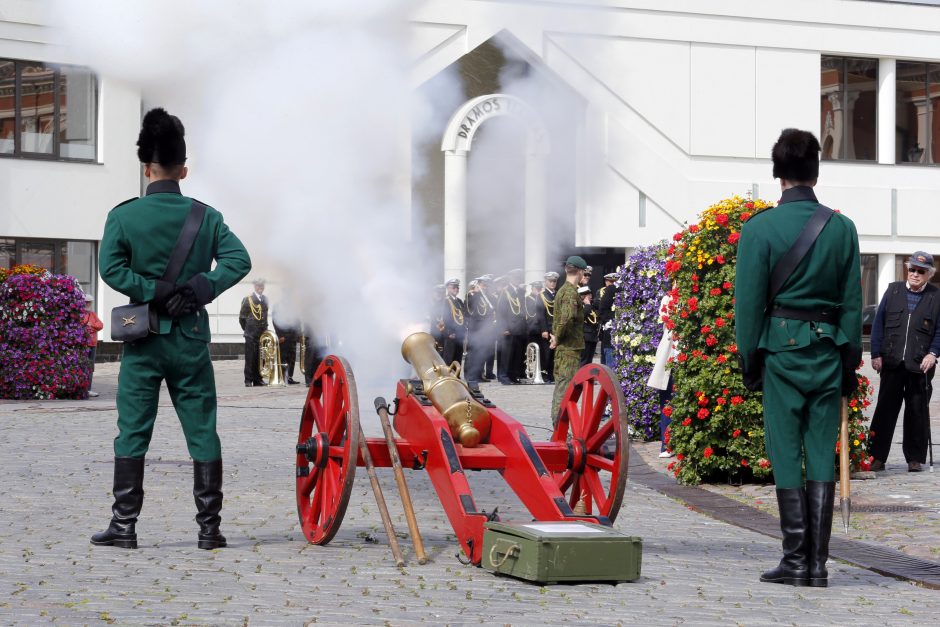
91,457,145,549
806,480,835,587
760,487,809,586
194,459,227,549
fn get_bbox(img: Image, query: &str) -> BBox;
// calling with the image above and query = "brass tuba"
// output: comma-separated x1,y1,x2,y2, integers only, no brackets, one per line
525,342,544,384
259,329,286,386
299,332,307,376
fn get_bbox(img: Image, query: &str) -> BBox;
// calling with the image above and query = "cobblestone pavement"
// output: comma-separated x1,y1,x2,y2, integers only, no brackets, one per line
638,357,940,564
1,359,938,626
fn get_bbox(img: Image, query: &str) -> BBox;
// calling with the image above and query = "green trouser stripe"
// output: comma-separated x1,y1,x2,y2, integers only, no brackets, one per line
114,324,220,462
762,338,841,489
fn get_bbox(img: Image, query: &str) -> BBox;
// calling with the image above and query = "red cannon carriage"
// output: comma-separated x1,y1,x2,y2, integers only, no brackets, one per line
294,332,629,566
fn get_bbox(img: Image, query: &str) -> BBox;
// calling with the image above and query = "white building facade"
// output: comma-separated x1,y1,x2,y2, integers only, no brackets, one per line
3,0,940,346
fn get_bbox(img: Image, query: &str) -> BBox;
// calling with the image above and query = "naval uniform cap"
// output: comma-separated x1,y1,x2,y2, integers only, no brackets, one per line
445,278,460,286
530,281,543,288
480,274,495,281
543,271,559,280
909,251,934,269
252,278,266,286
577,286,592,295
604,272,618,281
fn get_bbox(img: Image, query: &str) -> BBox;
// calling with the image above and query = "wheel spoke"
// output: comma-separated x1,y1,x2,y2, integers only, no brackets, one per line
565,399,582,435
322,374,335,426
585,419,614,452
585,387,609,437
586,453,615,473
580,380,594,425
583,467,609,512
556,469,575,492
298,466,320,497
568,475,582,510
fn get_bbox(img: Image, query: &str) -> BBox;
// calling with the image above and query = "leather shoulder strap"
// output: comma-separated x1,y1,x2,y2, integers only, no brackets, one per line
161,199,207,284
767,204,834,307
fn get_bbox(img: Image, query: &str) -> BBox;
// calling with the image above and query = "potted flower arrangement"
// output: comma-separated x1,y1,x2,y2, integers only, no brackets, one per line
0,265,91,400
611,243,670,440
661,195,872,484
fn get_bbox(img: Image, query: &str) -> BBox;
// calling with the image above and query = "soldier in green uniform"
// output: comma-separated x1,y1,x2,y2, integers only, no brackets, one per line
550,256,587,425
93,108,251,550
735,128,861,588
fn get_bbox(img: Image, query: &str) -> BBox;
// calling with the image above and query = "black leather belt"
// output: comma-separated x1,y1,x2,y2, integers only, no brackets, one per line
769,307,838,323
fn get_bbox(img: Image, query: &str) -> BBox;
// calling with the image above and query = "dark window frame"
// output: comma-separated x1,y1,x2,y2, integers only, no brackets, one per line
0,58,98,163
820,55,878,162
895,61,940,166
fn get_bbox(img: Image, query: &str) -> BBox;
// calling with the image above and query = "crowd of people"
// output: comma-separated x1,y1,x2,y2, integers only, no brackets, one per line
426,259,620,421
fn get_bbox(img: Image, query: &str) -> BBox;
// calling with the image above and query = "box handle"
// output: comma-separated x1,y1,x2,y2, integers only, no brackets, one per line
489,542,520,568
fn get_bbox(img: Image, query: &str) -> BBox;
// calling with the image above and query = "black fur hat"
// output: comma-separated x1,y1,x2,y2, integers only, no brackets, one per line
136,108,186,166
771,128,821,182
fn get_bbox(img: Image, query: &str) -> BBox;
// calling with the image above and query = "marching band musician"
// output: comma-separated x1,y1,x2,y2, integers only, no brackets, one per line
496,269,527,384
239,278,269,387
429,283,446,356
272,309,301,385
538,272,559,383
466,275,497,383
580,286,600,366
597,272,619,367
525,281,543,352
442,278,468,368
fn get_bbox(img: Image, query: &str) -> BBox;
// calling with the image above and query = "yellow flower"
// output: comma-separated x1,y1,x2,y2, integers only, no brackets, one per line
853,439,860,446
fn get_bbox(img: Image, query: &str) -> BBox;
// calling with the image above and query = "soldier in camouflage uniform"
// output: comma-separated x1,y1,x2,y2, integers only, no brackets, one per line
550,256,587,425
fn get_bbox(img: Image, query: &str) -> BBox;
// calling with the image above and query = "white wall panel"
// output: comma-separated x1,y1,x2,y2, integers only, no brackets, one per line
552,35,691,152
897,189,940,238
755,49,819,158
813,185,891,237
690,44,755,158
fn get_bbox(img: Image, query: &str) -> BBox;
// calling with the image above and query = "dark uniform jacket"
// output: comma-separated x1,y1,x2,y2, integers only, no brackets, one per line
467,290,495,333
443,294,468,343
583,302,600,343
239,294,269,338
596,285,616,346
496,285,527,335
735,186,862,379
524,294,541,335
99,180,251,341
538,289,555,335
870,282,940,373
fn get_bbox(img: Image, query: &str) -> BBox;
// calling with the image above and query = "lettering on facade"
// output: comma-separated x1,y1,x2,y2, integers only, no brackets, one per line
456,97,521,139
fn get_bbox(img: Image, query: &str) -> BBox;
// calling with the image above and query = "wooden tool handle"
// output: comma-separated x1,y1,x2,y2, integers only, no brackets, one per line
377,405,428,565
358,425,405,567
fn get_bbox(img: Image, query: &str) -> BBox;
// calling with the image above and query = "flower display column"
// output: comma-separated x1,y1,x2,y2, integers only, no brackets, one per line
611,243,670,440
0,266,91,400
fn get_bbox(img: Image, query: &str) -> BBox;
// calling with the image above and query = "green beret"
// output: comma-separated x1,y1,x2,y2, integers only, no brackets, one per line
565,255,588,269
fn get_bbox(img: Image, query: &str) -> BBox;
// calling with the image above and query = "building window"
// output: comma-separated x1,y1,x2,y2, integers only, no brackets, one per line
0,237,97,300
896,62,940,165
820,56,877,161
0,58,97,162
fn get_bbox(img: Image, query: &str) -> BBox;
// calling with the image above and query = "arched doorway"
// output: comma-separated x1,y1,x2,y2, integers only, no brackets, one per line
440,93,549,288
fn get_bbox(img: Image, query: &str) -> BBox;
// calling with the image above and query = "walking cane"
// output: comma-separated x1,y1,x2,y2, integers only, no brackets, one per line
839,397,851,533
926,372,934,472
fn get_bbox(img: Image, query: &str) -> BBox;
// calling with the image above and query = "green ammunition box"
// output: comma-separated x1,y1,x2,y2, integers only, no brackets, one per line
481,521,642,584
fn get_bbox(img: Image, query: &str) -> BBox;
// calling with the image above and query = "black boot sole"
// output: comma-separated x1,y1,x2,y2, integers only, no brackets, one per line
760,575,809,586
808,577,828,587
90,537,137,549
198,537,227,550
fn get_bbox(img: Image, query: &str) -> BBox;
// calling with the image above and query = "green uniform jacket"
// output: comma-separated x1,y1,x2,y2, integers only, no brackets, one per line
735,186,862,370
99,180,252,341
552,281,585,351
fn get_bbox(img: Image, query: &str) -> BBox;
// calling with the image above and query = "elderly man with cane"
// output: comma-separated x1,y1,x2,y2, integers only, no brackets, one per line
868,251,940,473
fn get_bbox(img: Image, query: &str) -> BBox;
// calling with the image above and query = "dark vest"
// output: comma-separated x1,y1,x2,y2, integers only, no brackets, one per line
881,281,939,372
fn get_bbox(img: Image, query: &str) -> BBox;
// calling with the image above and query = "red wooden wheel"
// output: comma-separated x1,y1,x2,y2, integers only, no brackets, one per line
550,363,628,521
295,355,360,544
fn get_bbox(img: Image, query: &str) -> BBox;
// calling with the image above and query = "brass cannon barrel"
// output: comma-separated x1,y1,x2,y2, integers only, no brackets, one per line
401,332,491,447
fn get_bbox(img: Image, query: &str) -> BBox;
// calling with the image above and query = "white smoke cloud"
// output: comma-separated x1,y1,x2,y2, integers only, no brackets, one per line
52,0,437,400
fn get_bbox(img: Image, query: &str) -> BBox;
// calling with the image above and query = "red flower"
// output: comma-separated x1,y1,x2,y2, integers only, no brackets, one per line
727,232,740,245
705,335,718,347
700,325,711,334
741,458,749,467
667,461,676,471
663,406,673,417
682,417,692,426
715,213,729,226
716,396,727,405
715,255,726,264
687,297,698,311
740,212,752,222
709,287,722,296
732,429,741,438
715,318,725,327
676,453,685,461
722,281,732,290
673,232,683,242
728,344,738,353
758,458,771,469
730,396,744,405
745,202,754,209
703,447,714,458
717,355,727,363
689,224,700,233
697,408,710,419
678,353,688,362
